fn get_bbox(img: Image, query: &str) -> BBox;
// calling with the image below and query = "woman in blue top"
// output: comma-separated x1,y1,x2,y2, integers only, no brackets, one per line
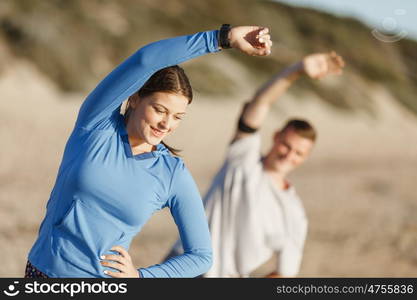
25,25,272,278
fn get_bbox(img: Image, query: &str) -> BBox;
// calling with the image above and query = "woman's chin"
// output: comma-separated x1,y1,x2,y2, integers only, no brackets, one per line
145,136,163,146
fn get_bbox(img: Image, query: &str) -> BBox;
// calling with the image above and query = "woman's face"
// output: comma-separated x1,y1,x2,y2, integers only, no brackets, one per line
128,91,189,146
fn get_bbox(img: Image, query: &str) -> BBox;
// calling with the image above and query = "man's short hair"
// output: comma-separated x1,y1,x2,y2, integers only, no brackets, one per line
281,119,317,142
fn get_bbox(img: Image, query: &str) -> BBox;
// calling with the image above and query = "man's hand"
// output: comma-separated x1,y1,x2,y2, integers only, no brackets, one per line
229,26,272,56
302,51,345,79
100,245,140,278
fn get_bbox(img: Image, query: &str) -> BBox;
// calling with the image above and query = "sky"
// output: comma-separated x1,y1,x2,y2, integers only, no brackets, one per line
275,0,417,41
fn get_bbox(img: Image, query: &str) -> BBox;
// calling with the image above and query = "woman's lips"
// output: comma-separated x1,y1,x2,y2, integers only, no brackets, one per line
150,126,166,138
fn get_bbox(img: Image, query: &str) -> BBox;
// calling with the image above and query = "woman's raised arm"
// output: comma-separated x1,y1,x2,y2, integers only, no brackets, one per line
75,25,271,130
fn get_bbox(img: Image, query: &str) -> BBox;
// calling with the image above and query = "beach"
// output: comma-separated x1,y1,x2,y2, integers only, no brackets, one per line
1,57,416,277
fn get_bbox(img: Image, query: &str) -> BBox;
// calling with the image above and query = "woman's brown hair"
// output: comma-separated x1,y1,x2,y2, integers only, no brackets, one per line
124,65,192,156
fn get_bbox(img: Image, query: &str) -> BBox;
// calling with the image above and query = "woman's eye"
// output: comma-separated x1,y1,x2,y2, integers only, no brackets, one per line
154,107,164,113
174,115,183,120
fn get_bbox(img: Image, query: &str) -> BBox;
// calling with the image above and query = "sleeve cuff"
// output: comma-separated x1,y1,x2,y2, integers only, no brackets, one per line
137,268,144,278
208,30,221,52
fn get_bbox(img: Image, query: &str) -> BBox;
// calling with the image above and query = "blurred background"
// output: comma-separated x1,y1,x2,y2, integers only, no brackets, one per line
1,0,416,277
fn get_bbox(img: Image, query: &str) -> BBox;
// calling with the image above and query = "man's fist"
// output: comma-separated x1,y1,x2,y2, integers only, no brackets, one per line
303,51,345,79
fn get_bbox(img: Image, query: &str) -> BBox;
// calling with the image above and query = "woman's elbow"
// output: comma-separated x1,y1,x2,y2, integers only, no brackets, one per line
196,250,213,275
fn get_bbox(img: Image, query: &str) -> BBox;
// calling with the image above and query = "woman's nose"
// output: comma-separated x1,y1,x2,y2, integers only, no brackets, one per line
158,116,171,130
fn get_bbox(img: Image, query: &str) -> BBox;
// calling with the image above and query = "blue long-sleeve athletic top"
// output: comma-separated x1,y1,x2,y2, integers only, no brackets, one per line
28,30,220,278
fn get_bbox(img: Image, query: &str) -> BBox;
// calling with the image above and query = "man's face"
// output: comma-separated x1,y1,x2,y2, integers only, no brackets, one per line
269,128,314,175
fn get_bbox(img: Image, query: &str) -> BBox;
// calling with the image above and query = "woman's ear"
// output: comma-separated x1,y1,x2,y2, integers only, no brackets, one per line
128,93,139,109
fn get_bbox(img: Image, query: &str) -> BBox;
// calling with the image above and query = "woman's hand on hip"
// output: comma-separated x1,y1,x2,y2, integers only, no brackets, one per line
100,245,140,278
229,26,272,56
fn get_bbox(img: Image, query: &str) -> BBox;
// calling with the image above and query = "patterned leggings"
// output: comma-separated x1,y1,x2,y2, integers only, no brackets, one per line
24,260,49,278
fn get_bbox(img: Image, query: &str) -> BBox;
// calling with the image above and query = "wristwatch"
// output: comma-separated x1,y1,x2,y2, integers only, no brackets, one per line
218,24,231,49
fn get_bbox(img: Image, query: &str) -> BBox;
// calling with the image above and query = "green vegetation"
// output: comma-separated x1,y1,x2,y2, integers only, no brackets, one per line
1,0,416,115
